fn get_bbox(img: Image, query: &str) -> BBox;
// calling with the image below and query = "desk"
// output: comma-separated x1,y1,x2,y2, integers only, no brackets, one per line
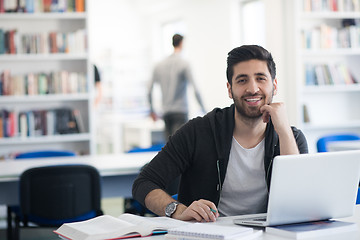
327,140,360,152
147,206,360,240
0,152,157,205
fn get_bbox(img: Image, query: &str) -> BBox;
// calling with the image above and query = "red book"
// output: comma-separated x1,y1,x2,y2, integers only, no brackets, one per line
43,0,52,12
49,32,57,53
8,30,17,54
0,0,5,13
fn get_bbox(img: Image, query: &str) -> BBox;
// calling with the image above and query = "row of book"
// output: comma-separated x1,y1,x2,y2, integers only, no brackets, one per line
0,0,85,13
0,108,84,138
304,0,360,12
0,70,87,96
305,63,358,85
302,23,360,49
0,28,87,54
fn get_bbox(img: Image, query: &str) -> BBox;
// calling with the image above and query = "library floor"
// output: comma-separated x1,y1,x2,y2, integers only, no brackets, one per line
0,197,125,240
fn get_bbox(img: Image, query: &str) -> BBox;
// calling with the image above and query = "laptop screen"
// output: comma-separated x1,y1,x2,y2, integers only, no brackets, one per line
265,150,360,226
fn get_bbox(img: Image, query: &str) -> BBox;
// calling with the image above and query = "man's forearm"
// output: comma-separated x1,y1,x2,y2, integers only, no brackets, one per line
144,189,180,216
278,128,300,155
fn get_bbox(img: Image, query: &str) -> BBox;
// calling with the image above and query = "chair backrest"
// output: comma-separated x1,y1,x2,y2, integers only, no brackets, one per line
316,134,360,152
15,150,76,159
19,164,102,226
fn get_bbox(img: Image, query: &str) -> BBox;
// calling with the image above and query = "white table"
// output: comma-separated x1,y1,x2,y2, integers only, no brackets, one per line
147,206,360,240
0,152,157,205
327,140,360,152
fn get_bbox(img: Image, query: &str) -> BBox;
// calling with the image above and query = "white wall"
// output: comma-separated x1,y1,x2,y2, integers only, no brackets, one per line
143,0,235,115
88,0,293,121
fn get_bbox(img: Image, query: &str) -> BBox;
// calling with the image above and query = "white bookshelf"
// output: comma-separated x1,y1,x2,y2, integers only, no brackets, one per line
0,2,94,158
294,0,360,153
0,53,88,61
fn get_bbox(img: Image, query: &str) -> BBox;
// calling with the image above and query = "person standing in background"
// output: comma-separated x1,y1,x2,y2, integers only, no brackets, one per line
148,34,206,140
94,65,102,107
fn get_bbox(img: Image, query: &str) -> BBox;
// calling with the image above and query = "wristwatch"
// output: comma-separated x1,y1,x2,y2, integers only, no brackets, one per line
165,201,179,217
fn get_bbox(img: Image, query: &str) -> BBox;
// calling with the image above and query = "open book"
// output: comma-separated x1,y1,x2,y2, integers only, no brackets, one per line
54,213,190,240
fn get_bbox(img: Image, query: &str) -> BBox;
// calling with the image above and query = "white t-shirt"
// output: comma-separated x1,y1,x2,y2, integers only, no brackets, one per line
217,137,268,216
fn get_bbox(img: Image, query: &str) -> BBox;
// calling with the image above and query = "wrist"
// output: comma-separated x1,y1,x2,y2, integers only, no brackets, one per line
171,204,186,220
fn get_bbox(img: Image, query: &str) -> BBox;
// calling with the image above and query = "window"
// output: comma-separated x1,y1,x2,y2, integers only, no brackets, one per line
239,0,266,46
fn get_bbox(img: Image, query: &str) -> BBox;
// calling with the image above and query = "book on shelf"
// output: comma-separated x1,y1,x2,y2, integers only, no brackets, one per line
0,0,85,13
0,107,84,138
0,28,87,55
303,0,360,12
304,63,357,86
166,222,259,240
265,220,358,239
301,23,360,50
0,70,87,96
53,213,190,240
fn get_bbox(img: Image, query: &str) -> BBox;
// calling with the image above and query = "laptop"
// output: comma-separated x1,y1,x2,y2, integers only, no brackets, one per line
233,150,360,227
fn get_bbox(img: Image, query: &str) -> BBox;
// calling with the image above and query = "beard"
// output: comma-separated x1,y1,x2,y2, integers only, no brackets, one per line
231,87,274,121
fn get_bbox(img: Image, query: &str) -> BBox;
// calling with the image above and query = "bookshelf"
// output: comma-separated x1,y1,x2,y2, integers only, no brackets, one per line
294,0,360,152
0,0,94,158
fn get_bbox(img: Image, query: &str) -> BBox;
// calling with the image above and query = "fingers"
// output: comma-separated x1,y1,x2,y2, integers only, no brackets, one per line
179,199,219,222
260,102,292,136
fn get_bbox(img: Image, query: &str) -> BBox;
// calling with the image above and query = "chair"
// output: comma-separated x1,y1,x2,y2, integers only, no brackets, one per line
7,150,77,239
316,134,360,152
7,165,103,240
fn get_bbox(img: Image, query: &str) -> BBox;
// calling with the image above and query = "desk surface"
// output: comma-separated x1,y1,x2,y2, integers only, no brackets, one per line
0,152,157,204
327,140,360,152
0,152,157,181
147,206,360,240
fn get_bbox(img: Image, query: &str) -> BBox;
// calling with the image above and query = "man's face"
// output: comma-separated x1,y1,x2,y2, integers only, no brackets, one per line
227,59,277,120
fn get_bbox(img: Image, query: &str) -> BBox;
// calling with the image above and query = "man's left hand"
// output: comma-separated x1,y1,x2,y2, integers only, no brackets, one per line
260,102,291,136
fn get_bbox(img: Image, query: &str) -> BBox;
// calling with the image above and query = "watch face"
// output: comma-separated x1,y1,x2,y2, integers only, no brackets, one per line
165,202,178,217
168,203,176,212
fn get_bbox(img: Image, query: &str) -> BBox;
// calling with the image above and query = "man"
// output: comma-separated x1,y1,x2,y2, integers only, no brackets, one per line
148,34,206,139
133,45,308,222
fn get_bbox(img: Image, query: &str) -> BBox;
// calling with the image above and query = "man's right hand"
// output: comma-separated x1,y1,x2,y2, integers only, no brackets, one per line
173,199,219,222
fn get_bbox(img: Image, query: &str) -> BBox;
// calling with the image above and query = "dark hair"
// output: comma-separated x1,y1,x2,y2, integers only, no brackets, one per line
172,34,184,47
226,45,276,85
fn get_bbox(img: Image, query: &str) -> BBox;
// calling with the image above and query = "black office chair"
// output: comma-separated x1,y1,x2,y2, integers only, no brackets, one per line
7,164,103,240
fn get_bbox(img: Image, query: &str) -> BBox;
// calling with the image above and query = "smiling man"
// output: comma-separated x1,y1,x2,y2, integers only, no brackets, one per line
132,45,308,222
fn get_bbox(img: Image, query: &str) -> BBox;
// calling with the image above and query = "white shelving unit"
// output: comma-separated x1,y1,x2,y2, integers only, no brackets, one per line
0,5,94,158
294,0,360,152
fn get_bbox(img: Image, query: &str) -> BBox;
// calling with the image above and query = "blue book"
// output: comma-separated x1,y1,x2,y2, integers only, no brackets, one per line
25,0,34,13
266,220,358,239
0,29,5,54
305,64,317,86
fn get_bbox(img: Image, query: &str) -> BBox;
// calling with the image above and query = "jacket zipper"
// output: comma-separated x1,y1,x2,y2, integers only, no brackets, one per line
265,145,277,187
216,160,222,191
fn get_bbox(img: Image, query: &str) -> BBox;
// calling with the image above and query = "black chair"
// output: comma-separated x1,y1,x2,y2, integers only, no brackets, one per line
7,164,103,240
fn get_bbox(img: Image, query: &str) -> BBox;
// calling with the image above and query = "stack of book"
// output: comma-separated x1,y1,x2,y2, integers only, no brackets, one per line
266,220,358,239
